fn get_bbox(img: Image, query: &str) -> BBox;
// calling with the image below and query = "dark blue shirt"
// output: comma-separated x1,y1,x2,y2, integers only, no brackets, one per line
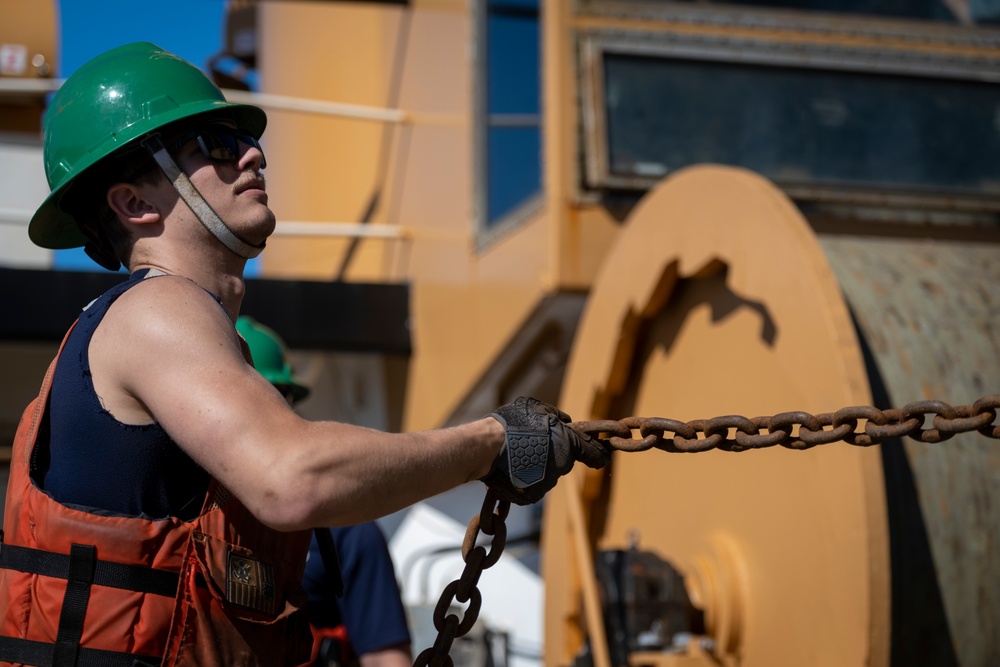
39,270,210,520
303,523,411,655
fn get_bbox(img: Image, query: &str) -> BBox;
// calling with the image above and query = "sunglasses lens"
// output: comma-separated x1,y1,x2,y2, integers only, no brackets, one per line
198,131,238,161
186,127,266,169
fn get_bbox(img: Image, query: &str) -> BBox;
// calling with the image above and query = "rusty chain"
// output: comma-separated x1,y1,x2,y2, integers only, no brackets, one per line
413,489,510,667
570,394,1000,453
415,394,999,665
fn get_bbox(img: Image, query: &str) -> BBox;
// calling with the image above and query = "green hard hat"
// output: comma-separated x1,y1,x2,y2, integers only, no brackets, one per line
29,41,266,250
236,316,310,404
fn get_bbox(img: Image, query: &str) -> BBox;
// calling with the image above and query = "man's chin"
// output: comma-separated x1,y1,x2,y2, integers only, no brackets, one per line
252,212,277,243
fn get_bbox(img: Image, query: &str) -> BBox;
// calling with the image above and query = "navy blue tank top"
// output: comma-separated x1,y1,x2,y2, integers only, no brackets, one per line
38,269,211,521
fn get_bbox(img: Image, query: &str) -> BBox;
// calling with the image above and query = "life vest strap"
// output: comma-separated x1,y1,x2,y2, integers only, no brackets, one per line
51,544,96,667
0,636,161,667
0,537,180,597
314,527,344,598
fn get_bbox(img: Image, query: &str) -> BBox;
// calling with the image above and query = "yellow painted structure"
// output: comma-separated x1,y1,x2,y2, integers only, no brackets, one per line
3,1,999,666
257,0,617,432
0,0,56,133
545,166,889,667
250,2,999,665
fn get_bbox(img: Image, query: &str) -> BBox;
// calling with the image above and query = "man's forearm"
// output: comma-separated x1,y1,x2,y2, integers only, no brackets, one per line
276,417,506,529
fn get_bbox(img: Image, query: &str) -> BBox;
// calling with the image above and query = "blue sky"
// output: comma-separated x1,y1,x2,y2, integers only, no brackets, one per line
58,0,228,78
53,0,254,272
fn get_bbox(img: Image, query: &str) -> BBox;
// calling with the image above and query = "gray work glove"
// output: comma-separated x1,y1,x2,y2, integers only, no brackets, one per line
482,396,610,505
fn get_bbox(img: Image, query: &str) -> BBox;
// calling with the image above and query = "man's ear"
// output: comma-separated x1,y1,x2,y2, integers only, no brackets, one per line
107,182,161,225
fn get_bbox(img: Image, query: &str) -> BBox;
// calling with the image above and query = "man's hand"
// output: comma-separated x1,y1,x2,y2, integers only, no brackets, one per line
481,396,610,504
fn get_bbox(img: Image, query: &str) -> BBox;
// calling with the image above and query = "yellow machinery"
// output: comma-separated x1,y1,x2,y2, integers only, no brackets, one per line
246,4,1000,665
2,2,999,666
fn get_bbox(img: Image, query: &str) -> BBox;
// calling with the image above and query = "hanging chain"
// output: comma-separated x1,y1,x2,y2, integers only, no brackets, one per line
570,394,1000,453
413,489,510,667
415,394,999,665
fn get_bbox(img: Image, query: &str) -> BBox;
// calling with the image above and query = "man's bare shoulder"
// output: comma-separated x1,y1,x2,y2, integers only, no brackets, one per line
101,275,236,348
86,274,313,512
110,274,226,317
89,275,246,421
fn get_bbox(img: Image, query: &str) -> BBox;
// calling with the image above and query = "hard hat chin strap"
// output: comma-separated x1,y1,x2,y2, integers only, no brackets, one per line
142,135,265,259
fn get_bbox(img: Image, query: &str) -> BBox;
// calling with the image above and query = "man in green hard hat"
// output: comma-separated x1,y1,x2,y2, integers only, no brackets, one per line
0,42,609,666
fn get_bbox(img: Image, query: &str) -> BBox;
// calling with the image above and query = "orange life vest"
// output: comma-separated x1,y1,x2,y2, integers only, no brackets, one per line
0,328,314,667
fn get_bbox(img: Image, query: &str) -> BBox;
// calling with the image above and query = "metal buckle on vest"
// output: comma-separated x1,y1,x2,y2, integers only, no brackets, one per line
226,551,276,615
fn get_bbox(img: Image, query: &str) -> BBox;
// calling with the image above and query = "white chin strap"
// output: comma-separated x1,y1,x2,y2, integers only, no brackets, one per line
142,134,265,259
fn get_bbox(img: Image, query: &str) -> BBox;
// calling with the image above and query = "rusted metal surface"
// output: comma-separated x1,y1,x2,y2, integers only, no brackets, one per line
570,395,1000,452
820,235,1000,667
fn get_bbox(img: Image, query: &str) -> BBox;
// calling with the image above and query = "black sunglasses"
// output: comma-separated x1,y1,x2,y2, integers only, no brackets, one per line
169,125,267,169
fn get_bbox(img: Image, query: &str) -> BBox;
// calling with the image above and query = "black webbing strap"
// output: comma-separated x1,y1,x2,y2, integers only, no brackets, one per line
0,535,174,666
51,543,96,667
314,528,344,598
0,636,161,667
0,542,179,597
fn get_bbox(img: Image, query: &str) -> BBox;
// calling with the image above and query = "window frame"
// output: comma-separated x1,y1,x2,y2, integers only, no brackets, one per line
473,0,545,248
577,2,1000,211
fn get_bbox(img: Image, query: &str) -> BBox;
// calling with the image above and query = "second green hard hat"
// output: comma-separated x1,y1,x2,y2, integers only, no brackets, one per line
236,316,311,404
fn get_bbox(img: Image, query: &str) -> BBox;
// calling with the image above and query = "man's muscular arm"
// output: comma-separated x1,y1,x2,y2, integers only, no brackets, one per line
90,276,505,530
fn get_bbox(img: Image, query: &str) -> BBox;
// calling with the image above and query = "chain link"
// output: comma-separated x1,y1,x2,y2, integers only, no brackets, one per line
415,394,1000,665
570,394,1000,452
413,489,510,667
